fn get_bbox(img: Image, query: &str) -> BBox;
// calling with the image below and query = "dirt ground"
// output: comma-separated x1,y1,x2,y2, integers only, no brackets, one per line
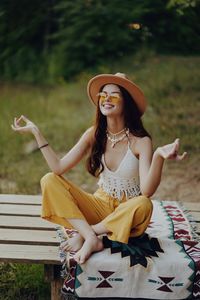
153,156,200,202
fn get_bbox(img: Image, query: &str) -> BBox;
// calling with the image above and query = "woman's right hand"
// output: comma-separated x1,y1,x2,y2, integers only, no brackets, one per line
11,115,39,135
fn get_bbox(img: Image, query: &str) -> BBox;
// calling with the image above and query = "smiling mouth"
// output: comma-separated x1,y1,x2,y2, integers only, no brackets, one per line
102,103,114,109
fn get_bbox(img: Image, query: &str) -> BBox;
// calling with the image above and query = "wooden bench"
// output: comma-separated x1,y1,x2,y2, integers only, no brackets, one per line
0,194,200,300
0,194,63,300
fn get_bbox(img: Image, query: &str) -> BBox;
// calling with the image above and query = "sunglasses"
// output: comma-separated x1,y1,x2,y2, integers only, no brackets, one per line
97,92,122,105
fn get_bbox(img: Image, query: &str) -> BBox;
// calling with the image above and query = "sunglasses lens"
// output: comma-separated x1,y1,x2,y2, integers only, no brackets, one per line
97,92,121,104
99,95,106,102
98,93,106,103
110,96,119,102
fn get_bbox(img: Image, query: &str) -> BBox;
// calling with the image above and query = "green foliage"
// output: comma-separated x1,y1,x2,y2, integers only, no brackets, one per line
0,0,56,83
167,0,197,14
0,263,50,299
0,0,199,82
138,0,200,54
52,0,146,77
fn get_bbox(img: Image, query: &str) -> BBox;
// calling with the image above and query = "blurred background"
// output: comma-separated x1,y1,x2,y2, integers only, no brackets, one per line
0,0,200,299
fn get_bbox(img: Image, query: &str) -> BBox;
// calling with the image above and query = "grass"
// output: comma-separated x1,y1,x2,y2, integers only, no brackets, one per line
0,263,50,300
0,53,200,299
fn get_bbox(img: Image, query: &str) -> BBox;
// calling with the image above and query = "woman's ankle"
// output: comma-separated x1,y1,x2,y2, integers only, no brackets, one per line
92,222,109,235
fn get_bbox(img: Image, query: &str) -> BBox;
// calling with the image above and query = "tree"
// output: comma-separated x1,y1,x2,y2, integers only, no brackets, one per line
0,0,199,82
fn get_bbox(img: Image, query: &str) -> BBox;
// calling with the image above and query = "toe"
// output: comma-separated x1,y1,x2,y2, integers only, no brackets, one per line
64,245,71,251
60,240,68,249
79,258,85,264
77,253,86,264
74,254,80,263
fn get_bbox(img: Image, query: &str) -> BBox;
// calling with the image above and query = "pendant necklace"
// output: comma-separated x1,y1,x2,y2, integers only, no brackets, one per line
106,128,129,148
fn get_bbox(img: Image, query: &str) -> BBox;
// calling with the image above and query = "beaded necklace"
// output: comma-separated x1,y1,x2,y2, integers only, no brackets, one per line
106,128,129,148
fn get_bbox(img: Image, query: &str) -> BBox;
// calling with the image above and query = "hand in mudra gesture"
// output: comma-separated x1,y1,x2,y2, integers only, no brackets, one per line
11,115,38,135
157,138,187,161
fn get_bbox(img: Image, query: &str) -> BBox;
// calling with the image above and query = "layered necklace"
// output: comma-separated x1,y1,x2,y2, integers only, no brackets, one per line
106,127,129,148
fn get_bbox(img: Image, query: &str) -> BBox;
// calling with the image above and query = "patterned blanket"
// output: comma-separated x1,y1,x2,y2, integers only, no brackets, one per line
57,200,200,299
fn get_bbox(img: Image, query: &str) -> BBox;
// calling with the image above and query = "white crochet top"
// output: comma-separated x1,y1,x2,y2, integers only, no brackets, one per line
97,142,141,201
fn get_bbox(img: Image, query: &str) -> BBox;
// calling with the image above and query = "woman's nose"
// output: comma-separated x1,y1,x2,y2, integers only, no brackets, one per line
104,95,111,102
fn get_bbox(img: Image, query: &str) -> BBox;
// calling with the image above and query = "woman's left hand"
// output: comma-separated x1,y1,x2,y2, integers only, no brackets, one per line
156,138,187,161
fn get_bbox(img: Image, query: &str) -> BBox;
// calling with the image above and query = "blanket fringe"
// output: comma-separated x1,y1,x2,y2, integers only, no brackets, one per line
61,292,78,300
178,202,200,242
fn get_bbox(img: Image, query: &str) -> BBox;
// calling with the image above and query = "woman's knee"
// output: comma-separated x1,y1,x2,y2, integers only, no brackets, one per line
40,172,59,187
128,195,152,214
138,195,153,214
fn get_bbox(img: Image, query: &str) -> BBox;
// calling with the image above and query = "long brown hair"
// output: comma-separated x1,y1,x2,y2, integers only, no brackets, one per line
86,85,151,177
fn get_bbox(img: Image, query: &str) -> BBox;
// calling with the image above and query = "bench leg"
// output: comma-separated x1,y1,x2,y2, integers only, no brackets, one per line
44,264,63,300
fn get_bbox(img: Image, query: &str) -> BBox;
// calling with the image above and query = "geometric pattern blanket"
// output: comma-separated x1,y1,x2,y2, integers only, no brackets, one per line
57,200,200,299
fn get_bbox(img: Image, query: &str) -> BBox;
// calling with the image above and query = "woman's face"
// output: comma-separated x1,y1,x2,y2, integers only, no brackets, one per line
98,84,124,117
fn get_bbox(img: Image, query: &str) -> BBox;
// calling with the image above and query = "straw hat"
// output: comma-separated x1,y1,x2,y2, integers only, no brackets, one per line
87,72,147,115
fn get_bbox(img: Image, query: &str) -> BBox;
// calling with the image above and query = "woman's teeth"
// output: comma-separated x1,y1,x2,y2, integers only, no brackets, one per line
103,103,114,109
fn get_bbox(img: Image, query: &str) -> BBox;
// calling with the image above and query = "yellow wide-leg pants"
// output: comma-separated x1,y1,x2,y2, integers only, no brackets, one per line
41,172,153,244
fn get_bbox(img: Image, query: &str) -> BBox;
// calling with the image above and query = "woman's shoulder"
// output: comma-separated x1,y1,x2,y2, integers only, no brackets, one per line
82,126,95,145
136,135,152,144
130,134,151,145
129,134,152,154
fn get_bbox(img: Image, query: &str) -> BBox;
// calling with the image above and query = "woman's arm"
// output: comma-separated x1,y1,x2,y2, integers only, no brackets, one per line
11,115,94,175
136,137,187,197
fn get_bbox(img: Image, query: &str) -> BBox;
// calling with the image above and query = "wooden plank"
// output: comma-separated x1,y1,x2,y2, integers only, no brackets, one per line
0,204,41,216
0,228,60,246
182,202,200,212
0,194,41,205
0,244,61,264
0,215,56,230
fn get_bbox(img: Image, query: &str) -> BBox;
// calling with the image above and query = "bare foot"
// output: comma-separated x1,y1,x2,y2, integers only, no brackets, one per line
60,233,84,252
73,235,104,264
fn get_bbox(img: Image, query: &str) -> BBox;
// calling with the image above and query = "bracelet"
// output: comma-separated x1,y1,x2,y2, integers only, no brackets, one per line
39,143,49,150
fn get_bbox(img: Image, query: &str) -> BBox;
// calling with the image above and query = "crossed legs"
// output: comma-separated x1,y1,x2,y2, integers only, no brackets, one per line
60,219,109,264
61,196,153,263
41,173,152,264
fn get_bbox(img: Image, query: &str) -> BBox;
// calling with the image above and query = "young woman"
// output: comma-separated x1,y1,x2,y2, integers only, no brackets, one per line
12,72,187,264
